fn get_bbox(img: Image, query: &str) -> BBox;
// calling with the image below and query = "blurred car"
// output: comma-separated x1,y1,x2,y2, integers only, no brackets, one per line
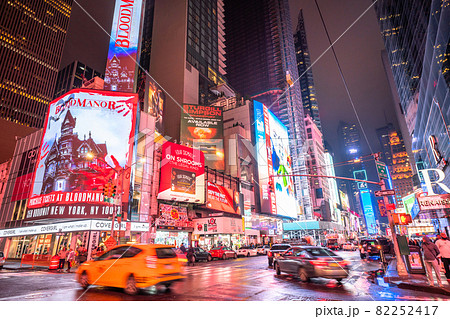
0,252,5,269
193,247,212,262
358,237,391,259
76,244,184,295
209,246,237,260
256,245,271,255
273,246,350,283
172,248,188,265
326,239,340,251
236,246,258,257
342,243,356,251
267,244,291,267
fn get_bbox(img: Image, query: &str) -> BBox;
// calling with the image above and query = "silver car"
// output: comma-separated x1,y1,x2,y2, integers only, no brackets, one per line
273,246,350,283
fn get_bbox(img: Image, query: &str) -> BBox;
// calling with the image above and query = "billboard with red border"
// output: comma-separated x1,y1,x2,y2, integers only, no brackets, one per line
206,181,240,215
26,89,138,220
158,142,205,203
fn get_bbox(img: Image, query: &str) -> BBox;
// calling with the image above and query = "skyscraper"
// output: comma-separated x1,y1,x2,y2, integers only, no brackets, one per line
376,123,414,206
224,0,312,219
0,0,73,127
294,9,322,132
148,0,226,140
54,60,103,98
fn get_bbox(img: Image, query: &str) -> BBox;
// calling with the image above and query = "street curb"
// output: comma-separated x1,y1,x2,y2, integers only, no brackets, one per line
396,283,450,296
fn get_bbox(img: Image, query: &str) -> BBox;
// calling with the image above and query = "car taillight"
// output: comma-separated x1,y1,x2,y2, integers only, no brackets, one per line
339,260,350,267
146,255,157,268
310,259,328,267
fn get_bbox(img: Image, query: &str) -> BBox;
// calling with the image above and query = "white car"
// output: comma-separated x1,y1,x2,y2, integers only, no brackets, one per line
256,245,271,255
236,246,258,257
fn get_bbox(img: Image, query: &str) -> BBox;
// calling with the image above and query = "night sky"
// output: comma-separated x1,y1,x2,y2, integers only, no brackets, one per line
62,0,398,160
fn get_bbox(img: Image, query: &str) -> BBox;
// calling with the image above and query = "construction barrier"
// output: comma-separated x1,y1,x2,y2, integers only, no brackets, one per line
49,255,60,270
20,254,52,268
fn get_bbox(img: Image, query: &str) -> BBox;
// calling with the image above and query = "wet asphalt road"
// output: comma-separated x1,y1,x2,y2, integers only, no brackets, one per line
0,251,448,301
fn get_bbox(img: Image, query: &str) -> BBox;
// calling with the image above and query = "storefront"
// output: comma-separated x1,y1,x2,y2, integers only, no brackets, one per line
154,204,194,247
193,216,244,250
0,219,149,260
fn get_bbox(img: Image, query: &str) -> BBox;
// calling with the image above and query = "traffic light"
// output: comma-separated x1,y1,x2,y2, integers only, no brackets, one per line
268,179,274,193
111,185,117,197
392,213,412,225
103,183,110,197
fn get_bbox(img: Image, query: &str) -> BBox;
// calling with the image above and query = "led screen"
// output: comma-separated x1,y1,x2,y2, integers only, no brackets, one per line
360,189,378,235
180,104,224,171
26,89,138,220
104,0,143,92
206,181,240,215
254,100,297,218
157,141,205,203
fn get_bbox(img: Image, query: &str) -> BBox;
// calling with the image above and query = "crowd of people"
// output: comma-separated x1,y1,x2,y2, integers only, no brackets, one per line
421,232,450,287
52,244,103,272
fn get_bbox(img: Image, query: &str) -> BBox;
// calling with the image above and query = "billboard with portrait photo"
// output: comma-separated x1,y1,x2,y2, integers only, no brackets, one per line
144,75,164,134
26,89,138,221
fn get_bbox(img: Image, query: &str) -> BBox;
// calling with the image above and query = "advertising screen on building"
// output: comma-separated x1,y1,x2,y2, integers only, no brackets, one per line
254,101,297,218
158,141,205,203
144,75,164,134
26,89,138,221
12,147,39,202
180,104,224,171
104,0,143,92
339,190,349,211
359,189,378,235
156,204,194,231
402,193,420,220
206,181,240,215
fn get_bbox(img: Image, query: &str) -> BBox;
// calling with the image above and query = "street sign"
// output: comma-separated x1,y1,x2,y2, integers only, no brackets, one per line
374,189,396,197
104,236,117,250
376,161,388,180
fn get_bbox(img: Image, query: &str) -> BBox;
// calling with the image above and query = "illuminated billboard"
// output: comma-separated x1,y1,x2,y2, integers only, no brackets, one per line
144,75,164,134
12,147,39,202
339,190,349,211
158,141,205,203
180,104,224,171
206,181,240,215
26,89,138,220
254,100,297,218
359,189,378,235
104,0,144,92
402,193,420,220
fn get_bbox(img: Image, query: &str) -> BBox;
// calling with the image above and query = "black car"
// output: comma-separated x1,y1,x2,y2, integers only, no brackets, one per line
193,247,212,262
267,244,291,267
273,246,350,283
358,237,391,259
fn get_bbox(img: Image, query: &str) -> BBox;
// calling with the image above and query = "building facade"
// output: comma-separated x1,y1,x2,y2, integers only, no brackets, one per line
54,61,103,98
0,0,73,127
224,0,311,219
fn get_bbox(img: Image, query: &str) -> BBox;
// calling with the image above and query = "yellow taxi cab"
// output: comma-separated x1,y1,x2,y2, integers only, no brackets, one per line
76,244,185,295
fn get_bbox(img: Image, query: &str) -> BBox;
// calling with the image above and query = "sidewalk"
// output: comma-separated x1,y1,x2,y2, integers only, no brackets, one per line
2,261,78,272
384,259,450,296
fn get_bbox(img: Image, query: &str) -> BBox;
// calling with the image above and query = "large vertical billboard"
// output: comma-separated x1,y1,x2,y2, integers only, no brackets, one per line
359,189,378,235
12,147,39,202
26,89,138,220
104,0,144,92
144,75,165,134
254,101,297,218
180,104,224,171
157,142,205,203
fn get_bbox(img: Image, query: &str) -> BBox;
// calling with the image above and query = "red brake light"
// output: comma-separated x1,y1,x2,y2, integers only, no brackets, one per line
310,259,328,267
339,260,350,267
146,255,157,268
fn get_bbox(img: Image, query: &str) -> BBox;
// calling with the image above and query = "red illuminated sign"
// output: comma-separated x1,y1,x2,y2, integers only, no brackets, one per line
392,213,412,225
206,181,240,215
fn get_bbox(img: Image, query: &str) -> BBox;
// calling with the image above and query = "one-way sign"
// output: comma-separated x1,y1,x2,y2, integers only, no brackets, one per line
375,189,396,197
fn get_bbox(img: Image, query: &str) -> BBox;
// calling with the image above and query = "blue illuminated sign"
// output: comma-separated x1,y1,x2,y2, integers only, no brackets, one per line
360,189,378,235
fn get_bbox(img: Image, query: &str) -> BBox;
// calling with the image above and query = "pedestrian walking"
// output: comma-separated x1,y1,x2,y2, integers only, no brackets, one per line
436,232,450,286
422,236,443,287
57,247,68,272
180,243,187,254
187,247,195,266
77,245,87,265
66,248,75,272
